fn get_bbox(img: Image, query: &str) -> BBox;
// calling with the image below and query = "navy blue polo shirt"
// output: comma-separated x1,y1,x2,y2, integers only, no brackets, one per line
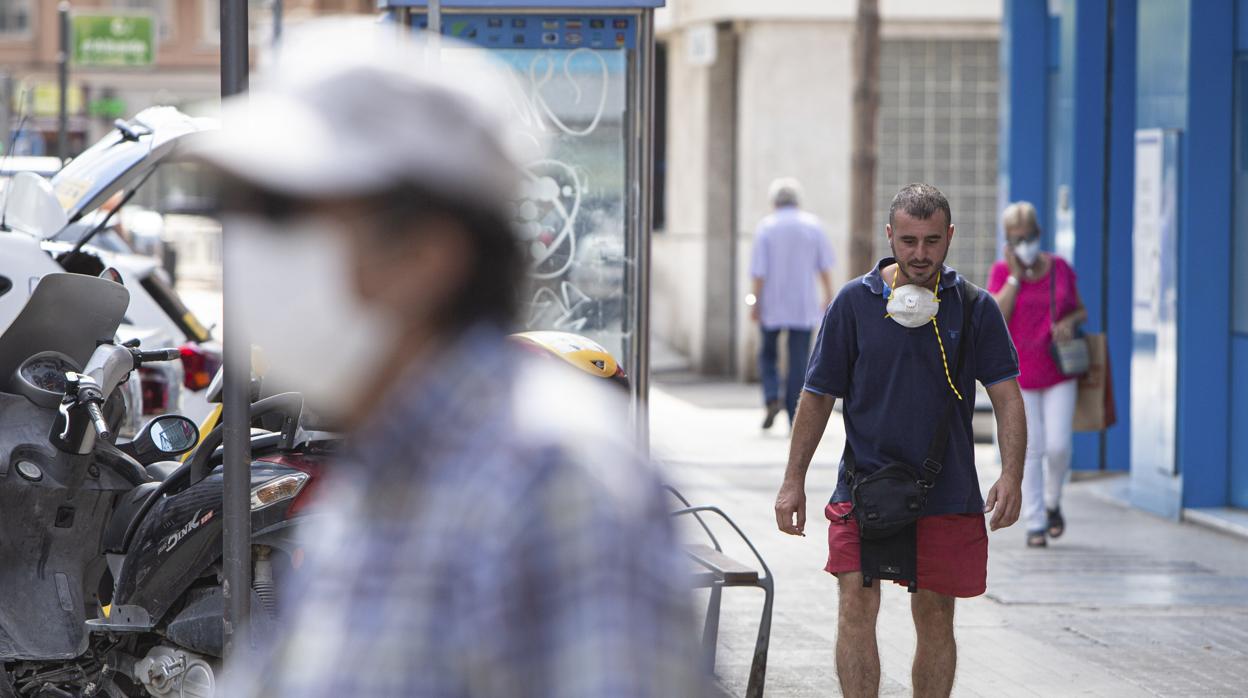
804,258,1019,516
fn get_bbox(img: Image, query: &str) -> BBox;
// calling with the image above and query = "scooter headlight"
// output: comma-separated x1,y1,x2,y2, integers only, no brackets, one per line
250,472,309,511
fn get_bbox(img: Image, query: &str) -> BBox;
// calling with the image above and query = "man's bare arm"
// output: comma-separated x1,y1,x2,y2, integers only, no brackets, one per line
983,378,1026,530
751,276,764,323
775,390,836,535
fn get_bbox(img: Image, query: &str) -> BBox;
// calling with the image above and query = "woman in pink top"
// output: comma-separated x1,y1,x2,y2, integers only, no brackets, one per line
987,202,1088,548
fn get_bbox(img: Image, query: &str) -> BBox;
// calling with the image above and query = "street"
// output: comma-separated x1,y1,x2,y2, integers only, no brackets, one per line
652,375,1248,697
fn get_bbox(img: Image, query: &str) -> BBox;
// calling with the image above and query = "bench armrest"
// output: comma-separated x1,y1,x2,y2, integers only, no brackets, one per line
670,505,773,586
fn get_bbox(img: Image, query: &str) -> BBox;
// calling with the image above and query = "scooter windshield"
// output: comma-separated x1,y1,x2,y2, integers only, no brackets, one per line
0,273,129,389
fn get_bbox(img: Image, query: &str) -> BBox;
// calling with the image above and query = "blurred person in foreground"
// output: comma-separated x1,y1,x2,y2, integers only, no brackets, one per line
749,177,835,430
773,184,1026,697
195,19,703,697
988,201,1088,548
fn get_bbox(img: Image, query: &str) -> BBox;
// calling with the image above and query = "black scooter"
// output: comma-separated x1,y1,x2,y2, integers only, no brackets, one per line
0,273,329,697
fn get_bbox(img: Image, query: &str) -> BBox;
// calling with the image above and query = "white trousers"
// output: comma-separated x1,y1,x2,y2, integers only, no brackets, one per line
1020,379,1078,533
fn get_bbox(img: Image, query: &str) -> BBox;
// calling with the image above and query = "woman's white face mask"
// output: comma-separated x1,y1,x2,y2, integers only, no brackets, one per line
1013,239,1041,266
226,214,399,422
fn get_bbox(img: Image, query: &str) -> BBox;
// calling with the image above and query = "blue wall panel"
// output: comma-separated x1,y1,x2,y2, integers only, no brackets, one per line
1176,0,1234,508
1001,0,1051,228
1239,0,1248,51
1071,1,1108,333
1105,0,1137,473
1232,337,1248,507
1070,1,1110,471
1231,4,1248,509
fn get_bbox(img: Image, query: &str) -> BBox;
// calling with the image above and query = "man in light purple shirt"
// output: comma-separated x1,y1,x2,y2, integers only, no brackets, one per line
750,178,835,429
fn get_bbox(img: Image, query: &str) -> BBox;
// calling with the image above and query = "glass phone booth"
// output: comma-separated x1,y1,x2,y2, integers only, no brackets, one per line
381,0,662,442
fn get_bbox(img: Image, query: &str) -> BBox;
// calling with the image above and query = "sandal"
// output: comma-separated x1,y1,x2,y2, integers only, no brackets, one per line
1026,530,1047,548
1046,507,1065,539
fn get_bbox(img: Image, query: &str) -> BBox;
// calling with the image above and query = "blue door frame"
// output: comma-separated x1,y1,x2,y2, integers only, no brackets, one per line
1230,6,1248,509
1002,0,1123,473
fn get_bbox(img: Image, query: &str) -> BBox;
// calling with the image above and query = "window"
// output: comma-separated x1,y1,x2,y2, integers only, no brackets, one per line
107,0,174,43
873,39,1001,287
1234,55,1248,334
0,0,31,38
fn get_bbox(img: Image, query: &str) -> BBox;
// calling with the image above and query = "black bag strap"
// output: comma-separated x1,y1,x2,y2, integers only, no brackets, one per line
844,278,980,486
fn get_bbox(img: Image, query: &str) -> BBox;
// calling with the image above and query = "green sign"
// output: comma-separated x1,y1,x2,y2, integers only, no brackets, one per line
89,97,128,119
72,13,155,68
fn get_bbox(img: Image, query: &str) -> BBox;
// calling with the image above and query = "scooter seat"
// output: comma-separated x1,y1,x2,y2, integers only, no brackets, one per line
146,460,183,482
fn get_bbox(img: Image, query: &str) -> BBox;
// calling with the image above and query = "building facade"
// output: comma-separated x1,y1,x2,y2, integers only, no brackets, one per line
0,0,373,156
652,0,1002,378
1001,0,1248,521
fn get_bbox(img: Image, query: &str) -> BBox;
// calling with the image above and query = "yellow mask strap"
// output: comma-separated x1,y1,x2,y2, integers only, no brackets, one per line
932,319,964,401
889,265,962,400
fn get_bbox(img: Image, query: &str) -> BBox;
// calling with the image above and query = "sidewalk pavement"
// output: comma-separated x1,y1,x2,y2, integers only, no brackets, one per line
652,373,1248,697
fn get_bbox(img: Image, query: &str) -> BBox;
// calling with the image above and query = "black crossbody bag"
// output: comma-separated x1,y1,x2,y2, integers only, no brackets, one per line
843,279,979,548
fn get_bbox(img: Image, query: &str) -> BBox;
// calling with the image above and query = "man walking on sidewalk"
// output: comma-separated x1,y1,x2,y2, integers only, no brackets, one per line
774,183,1027,697
749,178,835,429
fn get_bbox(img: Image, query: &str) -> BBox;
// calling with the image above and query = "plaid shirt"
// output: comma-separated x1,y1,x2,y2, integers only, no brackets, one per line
232,327,704,697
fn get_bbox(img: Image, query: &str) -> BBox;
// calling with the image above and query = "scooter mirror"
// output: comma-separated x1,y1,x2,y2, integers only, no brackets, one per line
99,267,125,285
149,415,198,454
119,415,201,465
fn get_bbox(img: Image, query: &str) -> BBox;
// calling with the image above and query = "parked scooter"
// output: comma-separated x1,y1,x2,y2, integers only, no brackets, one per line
0,273,327,698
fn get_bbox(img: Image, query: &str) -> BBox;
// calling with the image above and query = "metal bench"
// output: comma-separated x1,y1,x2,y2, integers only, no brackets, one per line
668,487,774,698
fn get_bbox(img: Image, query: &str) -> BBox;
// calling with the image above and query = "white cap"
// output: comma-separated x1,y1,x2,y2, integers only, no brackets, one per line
192,17,531,217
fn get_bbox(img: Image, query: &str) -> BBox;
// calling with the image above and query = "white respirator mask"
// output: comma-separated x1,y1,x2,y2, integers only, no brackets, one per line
886,283,941,329
1013,239,1041,266
226,214,399,422
882,266,964,400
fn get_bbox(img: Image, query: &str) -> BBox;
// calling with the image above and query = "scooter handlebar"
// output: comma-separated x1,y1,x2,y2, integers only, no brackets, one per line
86,401,111,441
135,348,181,364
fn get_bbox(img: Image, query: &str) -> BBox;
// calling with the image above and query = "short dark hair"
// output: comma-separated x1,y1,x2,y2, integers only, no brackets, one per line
888,183,952,229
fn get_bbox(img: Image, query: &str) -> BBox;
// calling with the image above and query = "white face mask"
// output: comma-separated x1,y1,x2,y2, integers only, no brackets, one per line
226,214,399,422
1014,239,1040,266
886,283,941,328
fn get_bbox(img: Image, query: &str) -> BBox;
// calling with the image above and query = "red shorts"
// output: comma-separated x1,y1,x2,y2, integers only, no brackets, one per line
824,501,988,598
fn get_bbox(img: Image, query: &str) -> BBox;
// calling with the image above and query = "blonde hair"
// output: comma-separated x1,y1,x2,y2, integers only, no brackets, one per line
1002,201,1039,234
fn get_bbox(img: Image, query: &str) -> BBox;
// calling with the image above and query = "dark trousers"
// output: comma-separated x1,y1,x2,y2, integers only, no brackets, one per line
759,327,813,423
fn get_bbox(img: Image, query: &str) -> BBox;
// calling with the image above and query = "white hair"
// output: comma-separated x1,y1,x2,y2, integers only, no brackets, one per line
769,177,802,208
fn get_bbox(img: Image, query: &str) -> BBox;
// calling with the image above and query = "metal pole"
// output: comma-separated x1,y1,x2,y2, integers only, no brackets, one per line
57,2,69,161
272,0,282,46
220,0,251,661
0,74,11,154
633,10,655,453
